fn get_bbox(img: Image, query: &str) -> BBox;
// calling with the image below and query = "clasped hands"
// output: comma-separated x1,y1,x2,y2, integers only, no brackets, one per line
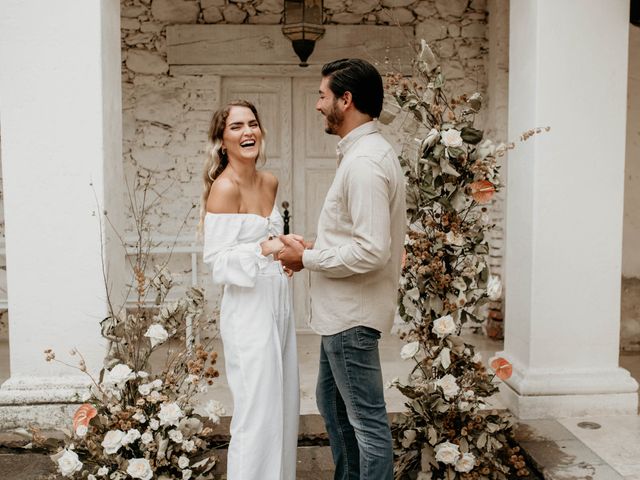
261,234,312,277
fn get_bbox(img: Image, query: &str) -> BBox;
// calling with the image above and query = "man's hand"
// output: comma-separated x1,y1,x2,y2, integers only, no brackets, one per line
279,234,306,272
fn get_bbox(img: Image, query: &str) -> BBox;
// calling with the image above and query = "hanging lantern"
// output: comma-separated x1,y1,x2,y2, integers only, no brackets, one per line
282,0,325,67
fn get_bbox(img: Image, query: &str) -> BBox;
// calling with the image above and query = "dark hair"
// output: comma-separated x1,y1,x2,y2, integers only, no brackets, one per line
321,58,384,118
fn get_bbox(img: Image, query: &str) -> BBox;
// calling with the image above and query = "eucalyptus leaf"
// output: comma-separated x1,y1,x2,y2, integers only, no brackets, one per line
461,127,484,145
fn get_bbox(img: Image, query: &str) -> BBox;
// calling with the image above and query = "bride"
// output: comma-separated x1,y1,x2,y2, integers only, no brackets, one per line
199,100,299,479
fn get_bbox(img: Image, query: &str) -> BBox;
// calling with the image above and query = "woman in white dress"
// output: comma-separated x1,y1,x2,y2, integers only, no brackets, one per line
199,100,299,480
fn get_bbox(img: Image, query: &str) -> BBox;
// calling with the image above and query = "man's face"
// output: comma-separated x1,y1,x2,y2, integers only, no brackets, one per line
316,76,344,136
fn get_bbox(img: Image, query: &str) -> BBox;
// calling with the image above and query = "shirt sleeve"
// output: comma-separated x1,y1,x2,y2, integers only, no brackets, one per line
302,155,392,278
202,216,270,287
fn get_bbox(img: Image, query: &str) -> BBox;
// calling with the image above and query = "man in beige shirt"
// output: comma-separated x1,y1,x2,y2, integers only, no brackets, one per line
279,58,406,480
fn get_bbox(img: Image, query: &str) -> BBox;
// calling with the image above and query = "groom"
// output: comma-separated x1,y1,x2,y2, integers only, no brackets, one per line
279,58,406,479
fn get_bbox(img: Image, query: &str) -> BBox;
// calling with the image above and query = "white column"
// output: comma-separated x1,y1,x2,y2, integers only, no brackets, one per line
0,0,125,427
500,0,638,419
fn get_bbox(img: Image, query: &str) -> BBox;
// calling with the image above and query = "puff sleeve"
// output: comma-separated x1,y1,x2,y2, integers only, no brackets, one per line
202,215,270,287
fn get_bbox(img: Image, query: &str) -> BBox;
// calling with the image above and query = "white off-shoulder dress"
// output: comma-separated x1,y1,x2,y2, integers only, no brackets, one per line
203,205,299,480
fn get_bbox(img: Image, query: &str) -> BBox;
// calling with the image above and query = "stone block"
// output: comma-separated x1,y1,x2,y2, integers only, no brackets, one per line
185,90,218,111
142,124,172,147
248,13,282,24
121,17,141,30
124,33,155,46
324,0,346,13
435,38,456,58
132,147,175,172
134,92,183,126
461,22,486,38
348,0,379,15
222,4,248,23
442,59,465,79
458,43,482,58
122,5,148,18
448,23,461,36
435,0,469,18
381,0,415,7
140,22,163,33
151,0,199,24
387,7,415,24
413,1,436,18
126,49,168,75
470,0,487,11
331,12,364,24
201,0,226,8
415,18,448,42
256,0,284,13
203,6,224,23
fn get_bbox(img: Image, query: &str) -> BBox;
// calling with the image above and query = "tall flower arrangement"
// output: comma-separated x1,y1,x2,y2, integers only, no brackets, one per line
382,41,545,480
45,176,223,480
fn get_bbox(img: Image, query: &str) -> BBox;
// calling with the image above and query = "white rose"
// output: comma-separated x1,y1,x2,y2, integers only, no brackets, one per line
182,439,195,452
158,402,184,426
435,374,460,399
56,449,83,477
169,429,184,443
122,428,141,446
149,390,163,402
434,441,460,465
445,231,465,246
107,364,134,385
472,352,482,364
88,475,97,480
97,466,109,476
126,458,153,480
203,400,226,424
424,128,440,148
432,315,456,338
178,455,190,469
152,379,163,389
144,323,169,348
440,128,463,148
182,469,193,480
149,419,160,430
133,412,147,424
487,275,502,301
141,432,154,444
458,401,470,411
75,424,88,437
455,452,476,473
138,383,152,396
137,371,149,379
400,341,420,360
463,389,475,399
101,429,125,455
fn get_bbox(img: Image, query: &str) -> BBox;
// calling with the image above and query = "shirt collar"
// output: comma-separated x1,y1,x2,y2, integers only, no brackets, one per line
336,121,378,164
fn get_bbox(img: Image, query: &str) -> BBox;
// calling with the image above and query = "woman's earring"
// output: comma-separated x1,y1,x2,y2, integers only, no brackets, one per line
221,146,227,155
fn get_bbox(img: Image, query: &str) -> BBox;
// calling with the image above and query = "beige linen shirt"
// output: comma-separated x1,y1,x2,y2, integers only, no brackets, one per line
302,121,406,335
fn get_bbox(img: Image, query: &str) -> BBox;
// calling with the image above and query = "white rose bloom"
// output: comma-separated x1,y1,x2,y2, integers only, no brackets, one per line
432,315,456,338
149,418,160,430
149,390,162,402
133,412,147,424
204,400,226,424
138,382,152,396
97,466,109,476
136,371,149,379
152,379,163,389
455,452,476,473
435,374,460,399
440,128,463,148
141,432,154,445
472,352,482,364
178,455,190,469
445,231,465,246
57,449,83,477
144,323,169,348
458,401,470,411
400,341,420,360
487,275,502,301
88,475,97,480
126,458,153,480
463,389,475,399
182,470,193,480
101,429,125,455
122,428,141,446
107,364,134,385
182,439,195,452
75,424,88,437
169,429,184,443
434,441,460,465
158,402,184,427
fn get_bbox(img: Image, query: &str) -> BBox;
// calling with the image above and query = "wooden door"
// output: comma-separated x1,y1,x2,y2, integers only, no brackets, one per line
220,76,338,331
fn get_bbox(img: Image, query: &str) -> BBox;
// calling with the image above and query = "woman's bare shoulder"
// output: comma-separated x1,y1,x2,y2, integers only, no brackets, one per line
206,177,241,214
259,171,279,192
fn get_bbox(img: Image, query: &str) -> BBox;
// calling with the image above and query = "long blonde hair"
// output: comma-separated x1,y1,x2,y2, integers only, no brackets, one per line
198,100,266,231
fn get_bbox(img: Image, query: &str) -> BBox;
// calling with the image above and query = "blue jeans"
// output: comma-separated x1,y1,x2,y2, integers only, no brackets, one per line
316,326,393,480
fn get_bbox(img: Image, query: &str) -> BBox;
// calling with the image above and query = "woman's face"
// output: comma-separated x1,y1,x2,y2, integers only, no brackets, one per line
222,106,262,162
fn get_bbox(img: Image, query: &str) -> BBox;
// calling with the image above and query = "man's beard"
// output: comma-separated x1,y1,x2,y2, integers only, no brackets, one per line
324,100,344,135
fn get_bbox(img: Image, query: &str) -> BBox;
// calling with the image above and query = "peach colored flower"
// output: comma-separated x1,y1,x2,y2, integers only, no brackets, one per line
73,403,97,431
490,357,513,380
469,180,495,204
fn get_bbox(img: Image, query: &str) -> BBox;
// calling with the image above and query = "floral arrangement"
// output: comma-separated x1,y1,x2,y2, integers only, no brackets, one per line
381,41,546,480
44,176,223,480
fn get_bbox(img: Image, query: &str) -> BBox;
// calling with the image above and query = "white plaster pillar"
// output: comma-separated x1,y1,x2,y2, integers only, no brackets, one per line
500,0,638,419
0,0,125,427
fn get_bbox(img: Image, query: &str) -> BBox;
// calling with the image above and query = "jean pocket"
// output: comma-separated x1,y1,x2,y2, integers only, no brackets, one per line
355,326,381,350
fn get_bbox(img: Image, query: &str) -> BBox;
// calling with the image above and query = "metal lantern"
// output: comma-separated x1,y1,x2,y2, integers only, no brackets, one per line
632,0,640,27
282,0,325,67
